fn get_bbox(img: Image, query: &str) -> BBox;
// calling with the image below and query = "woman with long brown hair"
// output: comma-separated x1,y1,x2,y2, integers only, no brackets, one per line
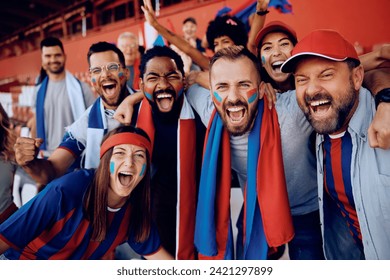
0,125,172,259
0,103,18,224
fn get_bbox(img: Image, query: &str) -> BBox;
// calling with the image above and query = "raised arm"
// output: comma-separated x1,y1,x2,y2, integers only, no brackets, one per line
247,0,270,54
141,0,210,70
360,44,390,71
364,67,390,149
14,137,76,186
114,91,143,125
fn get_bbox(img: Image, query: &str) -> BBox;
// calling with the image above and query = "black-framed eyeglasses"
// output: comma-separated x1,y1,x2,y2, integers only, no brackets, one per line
89,62,123,75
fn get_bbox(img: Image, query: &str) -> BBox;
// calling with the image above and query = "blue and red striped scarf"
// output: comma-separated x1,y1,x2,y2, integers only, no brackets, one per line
195,100,294,259
136,96,197,260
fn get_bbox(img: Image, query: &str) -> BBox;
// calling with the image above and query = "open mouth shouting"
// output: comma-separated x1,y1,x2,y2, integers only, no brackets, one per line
102,80,119,98
271,60,284,72
307,98,332,118
226,105,246,125
154,89,176,112
118,171,134,187
222,100,249,135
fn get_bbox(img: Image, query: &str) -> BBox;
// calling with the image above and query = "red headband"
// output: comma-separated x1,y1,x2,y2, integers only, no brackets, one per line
100,132,152,159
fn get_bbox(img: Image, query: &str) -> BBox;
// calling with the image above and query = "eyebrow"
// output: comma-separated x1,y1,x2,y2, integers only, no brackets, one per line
113,147,146,153
262,36,291,47
238,80,253,84
146,70,179,77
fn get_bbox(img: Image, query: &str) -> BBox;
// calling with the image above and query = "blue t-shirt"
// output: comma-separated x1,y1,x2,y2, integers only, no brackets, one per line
0,169,160,259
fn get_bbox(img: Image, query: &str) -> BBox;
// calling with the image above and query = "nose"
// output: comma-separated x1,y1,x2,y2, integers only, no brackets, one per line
100,66,112,78
124,156,134,167
156,76,170,90
226,87,240,103
305,79,322,96
272,46,282,57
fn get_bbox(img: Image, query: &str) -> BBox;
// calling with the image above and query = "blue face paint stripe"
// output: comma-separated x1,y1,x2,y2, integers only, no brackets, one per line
248,92,258,104
145,92,153,101
178,87,184,97
261,56,266,65
110,161,115,174
118,72,124,78
213,91,222,103
91,77,96,83
140,163,146,176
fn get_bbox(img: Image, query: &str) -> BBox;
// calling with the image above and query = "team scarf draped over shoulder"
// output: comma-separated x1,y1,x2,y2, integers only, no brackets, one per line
36,71,86,151
84,97,108,169
136,95,197,260
194,99,294,259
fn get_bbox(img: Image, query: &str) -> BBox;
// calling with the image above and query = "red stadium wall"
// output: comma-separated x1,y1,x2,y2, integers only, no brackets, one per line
0,0,388,84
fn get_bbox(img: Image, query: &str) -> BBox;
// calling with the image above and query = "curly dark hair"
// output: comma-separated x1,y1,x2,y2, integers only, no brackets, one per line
139,45,185,78
206,15,248,52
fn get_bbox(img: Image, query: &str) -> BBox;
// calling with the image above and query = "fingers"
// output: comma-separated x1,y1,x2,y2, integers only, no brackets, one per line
35,138,44,148
113,110,133,125
367,125,379,148
14,137,41,166
260,82,276,109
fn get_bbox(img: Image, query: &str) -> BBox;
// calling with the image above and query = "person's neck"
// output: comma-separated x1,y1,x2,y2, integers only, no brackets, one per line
47,71,66,81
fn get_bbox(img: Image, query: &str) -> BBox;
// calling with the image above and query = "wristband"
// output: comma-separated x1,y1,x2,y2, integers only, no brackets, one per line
375,88,390,109
256,10,269,16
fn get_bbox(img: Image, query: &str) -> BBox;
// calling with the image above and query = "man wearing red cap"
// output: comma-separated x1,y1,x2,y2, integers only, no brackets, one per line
281,29,390,259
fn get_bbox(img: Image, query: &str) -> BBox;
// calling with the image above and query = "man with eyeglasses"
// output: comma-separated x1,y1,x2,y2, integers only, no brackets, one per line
14,42,134,190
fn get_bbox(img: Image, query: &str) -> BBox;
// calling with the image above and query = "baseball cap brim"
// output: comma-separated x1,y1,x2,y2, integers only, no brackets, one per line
280,29,360,73
255,21,297,50
281,52,349,73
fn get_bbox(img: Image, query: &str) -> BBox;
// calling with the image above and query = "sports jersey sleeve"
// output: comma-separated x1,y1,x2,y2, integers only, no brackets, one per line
0,182,63,249
127,223,161,256
58,131,86,159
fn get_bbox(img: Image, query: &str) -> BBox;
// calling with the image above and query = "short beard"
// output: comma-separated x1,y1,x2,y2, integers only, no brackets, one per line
217,100,258,136
305,79,358,134
47,65,65,75
100,84,129,108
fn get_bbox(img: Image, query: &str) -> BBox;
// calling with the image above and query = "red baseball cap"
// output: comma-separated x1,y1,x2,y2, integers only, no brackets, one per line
281,29,360,73
255,21,298,50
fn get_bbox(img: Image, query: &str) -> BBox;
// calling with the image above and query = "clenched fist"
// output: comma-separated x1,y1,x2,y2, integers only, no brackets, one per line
14,137,43,166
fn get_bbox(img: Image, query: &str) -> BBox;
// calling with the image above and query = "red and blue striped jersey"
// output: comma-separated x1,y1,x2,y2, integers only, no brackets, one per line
0,169,160,259
323,131,362,247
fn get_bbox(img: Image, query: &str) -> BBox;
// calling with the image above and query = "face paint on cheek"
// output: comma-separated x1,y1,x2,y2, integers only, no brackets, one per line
261,56,266,65
247,88,258,104
139,163,146,177
144,91,153,101
110,161,115,174
118,72,125,81
212,91,222,106
91,77,97,85
177,87,184,97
